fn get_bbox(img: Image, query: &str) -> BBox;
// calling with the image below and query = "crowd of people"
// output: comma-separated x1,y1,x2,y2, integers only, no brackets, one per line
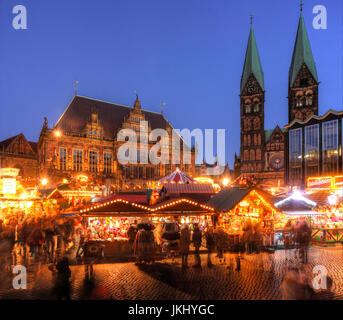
0,213,84,271
0,212,323,300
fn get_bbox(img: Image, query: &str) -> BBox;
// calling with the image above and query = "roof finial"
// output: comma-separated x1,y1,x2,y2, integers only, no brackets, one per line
300,0,303,12
134,90,138,100
250,14,253,25
74,80,79,96
161,102,166,115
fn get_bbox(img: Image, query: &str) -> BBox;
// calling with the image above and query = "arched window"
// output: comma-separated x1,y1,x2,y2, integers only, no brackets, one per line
247,135,251,146
244,150,249,161
295,91,304,107
254,134,257,146
253,98,260,112
244,99,252,114
305,90,313,106
258,134,261,145
250,149,255,161
256,149,261,160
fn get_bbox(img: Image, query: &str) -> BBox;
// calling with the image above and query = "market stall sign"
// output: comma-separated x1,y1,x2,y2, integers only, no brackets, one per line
334,176,343,188
0,168,19,178
2,178,17,194
307,177,333,188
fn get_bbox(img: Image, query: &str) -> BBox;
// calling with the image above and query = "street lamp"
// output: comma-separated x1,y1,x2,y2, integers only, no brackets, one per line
41,178,48,186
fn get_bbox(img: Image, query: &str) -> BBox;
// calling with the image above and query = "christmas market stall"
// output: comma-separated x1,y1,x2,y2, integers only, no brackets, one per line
77,196,216,258
78,198,150,257
277,175,343,244
207,187,284,248
0,168,44,222
274,191,320,247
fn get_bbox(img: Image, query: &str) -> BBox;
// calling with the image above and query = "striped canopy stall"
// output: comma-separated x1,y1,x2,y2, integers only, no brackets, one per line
157,168,194,184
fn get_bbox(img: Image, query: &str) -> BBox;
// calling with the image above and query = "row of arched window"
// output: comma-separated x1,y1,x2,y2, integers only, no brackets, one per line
243,148,262,161
295,90,314,107
244,98,261,114
243,134,262,146
243,117,261,131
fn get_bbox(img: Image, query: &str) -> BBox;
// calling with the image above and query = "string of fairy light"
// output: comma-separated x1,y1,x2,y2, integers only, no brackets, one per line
79,198,214,214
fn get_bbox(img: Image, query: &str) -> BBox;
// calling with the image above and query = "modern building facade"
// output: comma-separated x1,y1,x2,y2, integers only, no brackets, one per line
285,110,343,188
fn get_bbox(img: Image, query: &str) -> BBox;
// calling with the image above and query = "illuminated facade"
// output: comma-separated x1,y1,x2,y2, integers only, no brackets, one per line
38,95,195,191
285,110,343,187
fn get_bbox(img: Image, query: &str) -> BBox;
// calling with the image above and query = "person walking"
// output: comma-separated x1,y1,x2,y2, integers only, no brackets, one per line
205,227,215,267
192,223,202,268
180,224,191,268
49,257,72,300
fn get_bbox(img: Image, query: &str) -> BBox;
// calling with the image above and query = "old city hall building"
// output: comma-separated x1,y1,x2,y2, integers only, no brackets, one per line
37,95,195,191
234,9,319,187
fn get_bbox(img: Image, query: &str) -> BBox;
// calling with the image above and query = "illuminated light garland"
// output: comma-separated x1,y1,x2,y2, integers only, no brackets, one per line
79,197,214,214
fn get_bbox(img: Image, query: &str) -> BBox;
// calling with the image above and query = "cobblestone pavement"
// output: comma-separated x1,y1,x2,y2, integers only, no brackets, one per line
1,246,343,300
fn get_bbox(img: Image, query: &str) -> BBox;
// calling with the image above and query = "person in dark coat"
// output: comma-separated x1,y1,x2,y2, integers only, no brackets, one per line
180,224,191,268
127,221,138,249
192,224,202,268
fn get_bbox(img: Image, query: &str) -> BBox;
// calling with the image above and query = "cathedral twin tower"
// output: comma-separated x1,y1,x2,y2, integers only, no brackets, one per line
237,9,319,185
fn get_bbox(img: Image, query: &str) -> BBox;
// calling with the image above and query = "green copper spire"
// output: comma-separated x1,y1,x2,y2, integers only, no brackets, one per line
289,12,318,87
240,24,264,94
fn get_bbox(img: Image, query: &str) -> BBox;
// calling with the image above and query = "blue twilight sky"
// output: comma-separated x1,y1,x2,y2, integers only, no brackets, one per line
0,0,342,168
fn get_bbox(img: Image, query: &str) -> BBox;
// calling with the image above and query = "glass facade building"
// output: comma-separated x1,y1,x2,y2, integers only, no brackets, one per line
285,111,343,187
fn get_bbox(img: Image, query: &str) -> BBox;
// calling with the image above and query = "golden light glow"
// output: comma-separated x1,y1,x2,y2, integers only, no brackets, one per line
194,177,214,185
54,130,61,137
41,178,48,186
62,179,68,184
222,177,230,187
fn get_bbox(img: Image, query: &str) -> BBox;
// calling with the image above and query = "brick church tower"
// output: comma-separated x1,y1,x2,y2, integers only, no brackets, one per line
239,23,265,176
288,8,319,123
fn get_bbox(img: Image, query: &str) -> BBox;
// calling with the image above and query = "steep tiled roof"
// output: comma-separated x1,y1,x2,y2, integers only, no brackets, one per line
55,96,170,140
